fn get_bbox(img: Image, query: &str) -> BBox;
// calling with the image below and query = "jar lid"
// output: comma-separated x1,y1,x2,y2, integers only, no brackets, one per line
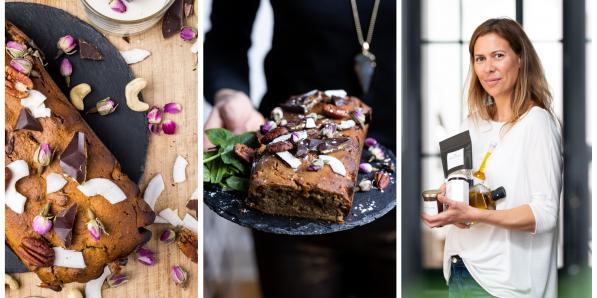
422,189,441,199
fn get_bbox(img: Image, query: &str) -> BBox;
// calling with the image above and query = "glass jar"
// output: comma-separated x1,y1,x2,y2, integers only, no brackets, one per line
421,189,445,215
80,0,175,36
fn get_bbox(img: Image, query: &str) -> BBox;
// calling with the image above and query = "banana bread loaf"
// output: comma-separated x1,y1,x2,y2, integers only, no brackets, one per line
247,90,371,223
5,22,155,291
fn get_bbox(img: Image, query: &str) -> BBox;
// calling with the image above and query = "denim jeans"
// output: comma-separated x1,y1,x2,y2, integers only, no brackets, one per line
448,256,495,298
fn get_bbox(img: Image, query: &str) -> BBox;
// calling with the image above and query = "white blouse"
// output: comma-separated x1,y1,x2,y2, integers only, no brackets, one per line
443,107,563,298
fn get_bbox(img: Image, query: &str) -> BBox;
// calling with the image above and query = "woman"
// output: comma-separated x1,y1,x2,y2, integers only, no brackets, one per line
421,18,562,297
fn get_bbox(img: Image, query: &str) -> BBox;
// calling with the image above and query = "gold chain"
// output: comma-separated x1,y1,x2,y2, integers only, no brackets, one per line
350,0,380,53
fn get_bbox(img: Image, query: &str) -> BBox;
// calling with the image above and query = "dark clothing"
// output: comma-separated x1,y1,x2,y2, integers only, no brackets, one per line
253,211,396,298
204,1,396,297
204,0,397,149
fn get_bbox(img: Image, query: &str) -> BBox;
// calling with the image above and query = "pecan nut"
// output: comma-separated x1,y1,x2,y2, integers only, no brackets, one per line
322,104,350,119
176,228,198,263
18,237,55,267
5,167,12,189
5,66,33,99
374,172,390,190
234,143,256,163
260,127,288,144
267,140,294,153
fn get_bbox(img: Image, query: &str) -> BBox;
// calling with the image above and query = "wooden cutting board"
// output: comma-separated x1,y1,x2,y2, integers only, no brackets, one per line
4,1,199,297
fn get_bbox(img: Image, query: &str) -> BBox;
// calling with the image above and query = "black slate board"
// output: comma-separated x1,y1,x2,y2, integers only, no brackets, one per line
204,146,397,235
5,3,149,273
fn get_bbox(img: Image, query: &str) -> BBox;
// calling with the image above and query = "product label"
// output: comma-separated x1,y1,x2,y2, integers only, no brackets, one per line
446,180,469,204
422,201,439,215
446,148,464,171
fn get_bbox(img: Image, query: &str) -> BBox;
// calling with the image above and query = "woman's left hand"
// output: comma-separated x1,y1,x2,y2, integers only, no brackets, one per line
421,193,480,229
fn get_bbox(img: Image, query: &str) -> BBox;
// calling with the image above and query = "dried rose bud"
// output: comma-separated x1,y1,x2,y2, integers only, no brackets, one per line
170,265,188,287
164,102,182,114
320,123,337,138
271,107,283,124
95,98,118,116
136,247,156,266
86,209,109,241
10,58,33,75
260,121,277,134
148,123,161,134
368,146,385,161
56,35,77,57
106,273,129,288
359,163,373,173
307,159,324,171
6,41,28,58
109,0,127,13
160,229,176,244
351,108,366,127
60,58,73,87
162,120,176,135
365,137,378,147
179,27,197,41
147,106,163,124
358,179,373,192
33,143,52,172
32,203,53,236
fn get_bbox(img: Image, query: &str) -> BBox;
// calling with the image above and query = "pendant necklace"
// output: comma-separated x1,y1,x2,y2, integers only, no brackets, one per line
351,0,380,94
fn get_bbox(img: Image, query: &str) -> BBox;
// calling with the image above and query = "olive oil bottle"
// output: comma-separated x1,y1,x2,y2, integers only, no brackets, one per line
469,186,506,210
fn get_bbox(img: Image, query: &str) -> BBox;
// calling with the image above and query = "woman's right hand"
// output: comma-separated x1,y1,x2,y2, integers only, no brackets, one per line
204,89,265,149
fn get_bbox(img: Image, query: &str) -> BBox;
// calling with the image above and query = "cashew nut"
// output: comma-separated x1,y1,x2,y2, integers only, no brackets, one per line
65,287,84,298
69,83,91,111
125,78,150,112
5,273,19,290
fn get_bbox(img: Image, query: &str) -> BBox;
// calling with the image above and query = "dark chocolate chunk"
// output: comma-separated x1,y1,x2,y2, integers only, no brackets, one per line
122,36,130,43
79,39,104,60
15,108,43,132
318,138,351,154
54,203,78,247
162,0,184,38
307,138,323,151
285,120,306,131
60,132,88,183
294,139,309,157
6,134,15,155
186,199,198,214
280,93,321,115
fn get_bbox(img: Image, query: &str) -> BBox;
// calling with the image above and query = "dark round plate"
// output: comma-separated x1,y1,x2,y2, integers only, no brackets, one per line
204,145,397,235
5,2,148,272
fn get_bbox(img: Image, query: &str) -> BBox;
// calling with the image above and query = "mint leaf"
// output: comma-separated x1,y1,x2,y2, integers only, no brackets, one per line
203,165,211,182
225,176,249,191
206,128,234,146
230,132,257,147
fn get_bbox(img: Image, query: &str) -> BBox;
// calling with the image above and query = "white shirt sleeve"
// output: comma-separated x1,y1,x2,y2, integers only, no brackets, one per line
525,112,563,234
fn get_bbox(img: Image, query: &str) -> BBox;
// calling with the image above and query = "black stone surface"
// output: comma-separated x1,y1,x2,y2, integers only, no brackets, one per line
204,145,397,235
6,2,148,273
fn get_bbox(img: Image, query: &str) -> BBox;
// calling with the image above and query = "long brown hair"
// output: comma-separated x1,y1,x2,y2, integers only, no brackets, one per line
466,18,555,126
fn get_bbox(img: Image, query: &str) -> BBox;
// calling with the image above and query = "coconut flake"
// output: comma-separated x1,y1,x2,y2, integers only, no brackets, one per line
21,90,51,118
305,118,317,128
337,119,356,130
302,89,318,97
154,215,169,224
270,133,292,144
46,172,68,194
324,89,347,98
191,40,199,53
120,49,150,64
77,178,127,204
276,151,301,169
182,213,198,234
53,247,86,268
159,208,183,226
319,155,347,176
143,174,164,210
5,160,30,214
173,155,188,184
85,265,111,298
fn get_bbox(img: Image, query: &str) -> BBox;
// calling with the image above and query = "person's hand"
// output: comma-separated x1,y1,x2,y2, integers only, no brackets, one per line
204,89,265,149
421,191,479,229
